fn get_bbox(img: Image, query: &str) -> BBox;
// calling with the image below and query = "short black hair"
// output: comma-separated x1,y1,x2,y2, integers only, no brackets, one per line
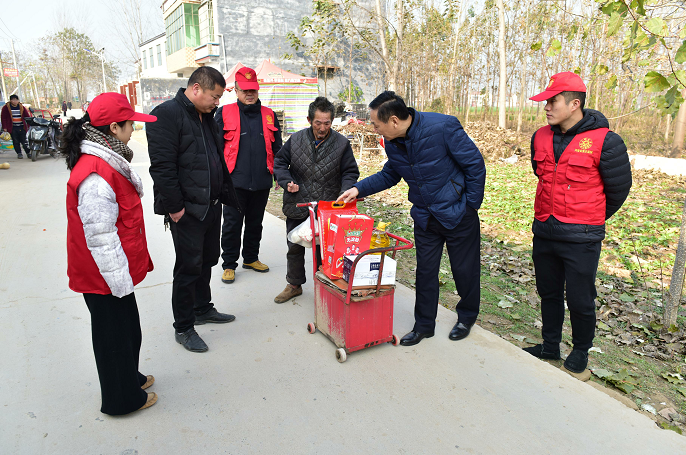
9,95,18,101
308,96,335,121
188,66,226,91
368,91,410,123
561,91,586,110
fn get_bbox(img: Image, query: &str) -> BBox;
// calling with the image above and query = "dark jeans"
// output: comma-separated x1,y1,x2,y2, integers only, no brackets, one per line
170,204,221,332
532,236,601,352
11,125,29,155
221,188,270,270
286,216,322,286
83,292,148,416
413,209,481,333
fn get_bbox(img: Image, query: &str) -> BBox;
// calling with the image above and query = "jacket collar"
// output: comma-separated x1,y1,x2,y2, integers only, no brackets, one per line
175,88,218,121
403,108,420,141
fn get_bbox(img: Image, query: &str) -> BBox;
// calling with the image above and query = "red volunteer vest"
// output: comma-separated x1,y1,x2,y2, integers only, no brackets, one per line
221,103,278,173
533,126,609,225
66,154,153,295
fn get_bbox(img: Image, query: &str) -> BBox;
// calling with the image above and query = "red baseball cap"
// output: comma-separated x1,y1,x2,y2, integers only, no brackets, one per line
87,92,157,127
235,67,259,91
530,72,587,102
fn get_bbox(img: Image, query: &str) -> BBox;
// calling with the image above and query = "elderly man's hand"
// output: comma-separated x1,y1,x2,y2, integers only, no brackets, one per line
287,181,299,193
337,187,359,203
169,208,185,223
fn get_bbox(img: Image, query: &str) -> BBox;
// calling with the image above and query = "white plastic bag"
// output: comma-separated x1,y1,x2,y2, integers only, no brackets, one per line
287,216,319,248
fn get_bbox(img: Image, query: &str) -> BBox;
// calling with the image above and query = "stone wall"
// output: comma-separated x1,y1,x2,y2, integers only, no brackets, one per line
215,0,382,103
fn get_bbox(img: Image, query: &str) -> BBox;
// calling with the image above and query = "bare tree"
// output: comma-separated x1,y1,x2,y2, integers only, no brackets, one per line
496,0,507,128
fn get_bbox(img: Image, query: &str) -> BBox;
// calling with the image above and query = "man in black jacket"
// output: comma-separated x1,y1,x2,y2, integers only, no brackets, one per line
214,67,282,285
273,97,359,303
147,67,240,353
523,72,632,374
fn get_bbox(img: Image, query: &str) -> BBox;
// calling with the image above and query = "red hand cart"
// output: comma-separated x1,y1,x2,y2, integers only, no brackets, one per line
298,201,414,362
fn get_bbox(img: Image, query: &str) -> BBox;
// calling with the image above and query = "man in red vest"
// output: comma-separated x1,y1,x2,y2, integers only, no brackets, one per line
215,67,282,284
523,72,632,375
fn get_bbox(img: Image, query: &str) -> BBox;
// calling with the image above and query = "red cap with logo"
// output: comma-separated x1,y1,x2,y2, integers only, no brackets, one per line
87,92,157,127
235,67,259,91
530,72,587,102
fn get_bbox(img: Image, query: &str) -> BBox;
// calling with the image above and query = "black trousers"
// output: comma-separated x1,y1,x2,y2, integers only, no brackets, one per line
286,216,322,286
11,125,29,155
413,209,481,333
221,188,270,270
83,292,148,416
532,236,601,352
170,204,221,332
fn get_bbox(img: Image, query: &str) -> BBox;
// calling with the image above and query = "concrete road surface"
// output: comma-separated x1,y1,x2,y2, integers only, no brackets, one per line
1,140,685,454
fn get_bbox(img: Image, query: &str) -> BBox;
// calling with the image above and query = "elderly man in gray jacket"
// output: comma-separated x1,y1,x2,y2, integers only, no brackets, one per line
272,96,359,303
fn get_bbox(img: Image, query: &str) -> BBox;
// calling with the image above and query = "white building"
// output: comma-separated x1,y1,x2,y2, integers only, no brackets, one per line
140,33,177,78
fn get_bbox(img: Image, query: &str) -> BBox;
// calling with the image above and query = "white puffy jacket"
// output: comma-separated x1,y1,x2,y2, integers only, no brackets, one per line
77,141,144,298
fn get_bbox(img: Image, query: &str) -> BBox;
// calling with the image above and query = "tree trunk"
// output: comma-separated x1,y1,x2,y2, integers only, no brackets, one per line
517,57,527,133
665,114,672,143
392,0,404,95
496,0,507,129
672,90,686,151
374,0,394,90
665,195,686,328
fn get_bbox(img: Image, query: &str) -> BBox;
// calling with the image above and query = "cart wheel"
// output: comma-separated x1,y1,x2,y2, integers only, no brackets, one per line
336,348,347,363
307,322,316,334
391,334,400,346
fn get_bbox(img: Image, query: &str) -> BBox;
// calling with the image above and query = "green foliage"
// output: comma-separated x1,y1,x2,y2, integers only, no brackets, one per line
337,82,364,103
645,71,671,93
545,39,562,57
600,0,686,114
530,41,542,51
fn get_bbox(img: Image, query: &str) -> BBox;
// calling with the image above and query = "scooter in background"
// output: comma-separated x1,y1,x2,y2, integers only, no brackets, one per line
26,115,63,162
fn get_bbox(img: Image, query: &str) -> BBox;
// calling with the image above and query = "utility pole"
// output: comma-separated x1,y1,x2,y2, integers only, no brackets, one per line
10,39,21,99
0,52,8,103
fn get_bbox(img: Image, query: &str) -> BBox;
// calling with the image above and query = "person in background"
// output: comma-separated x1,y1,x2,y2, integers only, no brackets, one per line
523,72,632,374
273,96,359,303
62,100,68,117
62,92,158,415
1,94,32,159
214,67,282,285
147,66,240,353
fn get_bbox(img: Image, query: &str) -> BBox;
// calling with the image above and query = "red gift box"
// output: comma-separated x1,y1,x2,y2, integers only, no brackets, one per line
317,201,359,274
325,214,374,279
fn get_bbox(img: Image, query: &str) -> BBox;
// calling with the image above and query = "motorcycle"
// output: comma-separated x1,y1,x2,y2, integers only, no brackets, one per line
26,115,63,162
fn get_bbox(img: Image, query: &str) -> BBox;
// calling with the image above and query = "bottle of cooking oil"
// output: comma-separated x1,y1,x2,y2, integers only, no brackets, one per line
370,222,391,254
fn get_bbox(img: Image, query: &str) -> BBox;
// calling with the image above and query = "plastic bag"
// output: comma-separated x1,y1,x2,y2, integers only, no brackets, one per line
287,216,319,248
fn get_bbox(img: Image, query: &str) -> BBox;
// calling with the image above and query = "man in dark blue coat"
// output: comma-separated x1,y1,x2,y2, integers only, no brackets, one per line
338,91,486,345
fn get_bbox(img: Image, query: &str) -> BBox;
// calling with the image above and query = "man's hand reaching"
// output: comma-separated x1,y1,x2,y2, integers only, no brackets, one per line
337,187,359,203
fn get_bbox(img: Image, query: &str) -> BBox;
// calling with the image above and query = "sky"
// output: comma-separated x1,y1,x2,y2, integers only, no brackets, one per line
0,0,163,83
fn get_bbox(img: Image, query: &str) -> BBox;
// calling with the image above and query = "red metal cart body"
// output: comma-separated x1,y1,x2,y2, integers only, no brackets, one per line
299,202,413,362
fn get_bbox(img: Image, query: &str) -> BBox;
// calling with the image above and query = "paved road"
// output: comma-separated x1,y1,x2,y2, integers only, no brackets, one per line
1,140,685,454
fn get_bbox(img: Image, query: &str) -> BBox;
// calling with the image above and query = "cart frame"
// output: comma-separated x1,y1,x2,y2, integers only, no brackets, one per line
298,201,414,362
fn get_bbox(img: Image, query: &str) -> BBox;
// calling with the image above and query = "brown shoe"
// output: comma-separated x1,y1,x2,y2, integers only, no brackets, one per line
142,375,155,390
274,284,302,303
243,260,270,273
139,392,158,410
222,269,235,283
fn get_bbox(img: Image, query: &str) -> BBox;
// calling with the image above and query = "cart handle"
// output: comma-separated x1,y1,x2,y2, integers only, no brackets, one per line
345,232,413,300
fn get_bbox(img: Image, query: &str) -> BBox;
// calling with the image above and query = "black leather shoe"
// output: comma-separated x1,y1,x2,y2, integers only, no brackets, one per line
449,322,474,341
194,308,236,325
399,331,434,346
175,328,209,352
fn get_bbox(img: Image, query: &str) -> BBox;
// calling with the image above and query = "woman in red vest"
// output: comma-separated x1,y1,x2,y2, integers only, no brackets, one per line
61,93,158,415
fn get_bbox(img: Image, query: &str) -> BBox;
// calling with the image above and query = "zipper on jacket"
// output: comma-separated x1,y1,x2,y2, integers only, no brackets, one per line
198,116,212,221
550,162,558,217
